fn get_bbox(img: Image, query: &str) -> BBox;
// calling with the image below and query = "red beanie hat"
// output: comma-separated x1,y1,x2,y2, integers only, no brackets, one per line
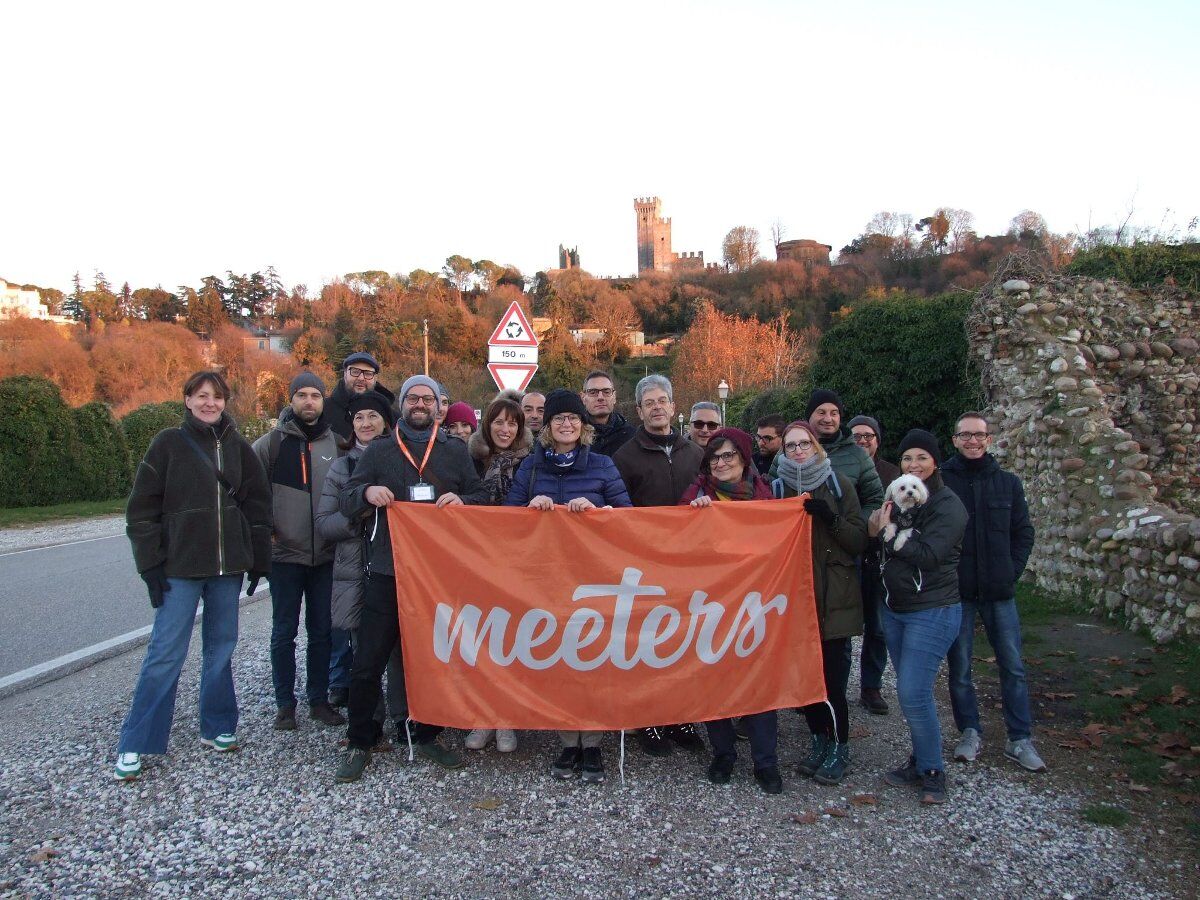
443,401,478,431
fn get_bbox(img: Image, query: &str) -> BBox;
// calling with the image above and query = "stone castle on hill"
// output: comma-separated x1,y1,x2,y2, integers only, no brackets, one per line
634,197,707,274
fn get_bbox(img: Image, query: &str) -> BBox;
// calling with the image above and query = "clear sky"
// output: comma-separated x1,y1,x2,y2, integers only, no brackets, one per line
4,0,1197,294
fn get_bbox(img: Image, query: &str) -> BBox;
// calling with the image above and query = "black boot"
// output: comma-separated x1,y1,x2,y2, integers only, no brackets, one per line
754,765,783,794
707,754,735,785
637,727,672,757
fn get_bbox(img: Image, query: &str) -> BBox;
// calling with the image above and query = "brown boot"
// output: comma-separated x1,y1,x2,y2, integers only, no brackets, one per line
274,706,297,731
309,702,346,727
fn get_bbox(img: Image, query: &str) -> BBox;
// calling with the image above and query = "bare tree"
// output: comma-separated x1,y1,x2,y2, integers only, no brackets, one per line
722,225,762,272
770,219,786,255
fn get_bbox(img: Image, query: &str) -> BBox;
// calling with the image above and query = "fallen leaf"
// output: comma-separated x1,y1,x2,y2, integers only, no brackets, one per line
1104,687,1138,698
824,807,850,818
1106,656,1126,666
643,855,662,866
1129,702,1149,714
1128,782,1151,793
29,848,57,863
789,811,818,825
850,793,878,806
1057,739,1090,750
1168,685,1190,704
1131,668,1154,677
1044,692,1077,700
1081,723,1108,748
472,795,503,811
849,727,872,740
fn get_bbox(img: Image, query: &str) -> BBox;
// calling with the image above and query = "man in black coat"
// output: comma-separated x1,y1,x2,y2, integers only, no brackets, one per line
333,374,490,783
325,352,397,441
581,370,635,458
941,412,1044,773
847,414,900,715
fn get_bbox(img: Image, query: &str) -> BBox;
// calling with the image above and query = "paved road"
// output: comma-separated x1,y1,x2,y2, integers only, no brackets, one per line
0,534,151,678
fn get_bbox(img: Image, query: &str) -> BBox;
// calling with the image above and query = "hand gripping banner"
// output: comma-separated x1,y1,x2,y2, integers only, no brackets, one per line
387,498,825,731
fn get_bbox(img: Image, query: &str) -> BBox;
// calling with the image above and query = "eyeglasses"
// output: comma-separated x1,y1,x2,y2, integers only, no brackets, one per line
405,394,437,407
954,431,990,441
583,387,614,398
346,366,377,379
755,433,780,443
852,433,876,444
691,420,721,431
784,440,813,453
709,450,740,465
641,399,672,409
551,413,581,426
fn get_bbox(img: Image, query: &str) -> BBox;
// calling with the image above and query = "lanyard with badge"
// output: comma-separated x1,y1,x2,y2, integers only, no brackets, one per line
394,426,437,502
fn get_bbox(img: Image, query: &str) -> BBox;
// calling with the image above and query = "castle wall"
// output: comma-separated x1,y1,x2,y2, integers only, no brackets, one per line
969,272,1199,641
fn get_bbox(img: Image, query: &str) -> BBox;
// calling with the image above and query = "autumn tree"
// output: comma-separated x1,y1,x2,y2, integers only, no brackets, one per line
722,226,762,272
183,284,227,336
0,318,95,404
134,287,182,322
81,271,121,326
1008,209,1049,239
442,255,475,292
90,322,205,413
590,288,640,363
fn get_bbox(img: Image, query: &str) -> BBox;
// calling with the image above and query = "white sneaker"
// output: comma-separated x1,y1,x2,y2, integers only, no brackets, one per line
495,729,518,753
1005,738,1047,772
199,733,238,752
113,752,141,781
464,729,494,751
954,727,981,763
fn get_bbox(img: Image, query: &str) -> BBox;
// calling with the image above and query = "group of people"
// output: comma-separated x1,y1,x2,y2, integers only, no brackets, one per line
113,354,1045,806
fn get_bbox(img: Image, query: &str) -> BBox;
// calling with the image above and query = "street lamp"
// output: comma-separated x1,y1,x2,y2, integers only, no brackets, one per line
678,412,685,435
717,379,730,424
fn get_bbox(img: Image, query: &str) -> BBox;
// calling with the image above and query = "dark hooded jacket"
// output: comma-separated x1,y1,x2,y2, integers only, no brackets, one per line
590,410,636,459
253,408,340,566
127,411,272,579
879,474,967,613
326,379,397,441
612,426,704,507
941,453,1035,604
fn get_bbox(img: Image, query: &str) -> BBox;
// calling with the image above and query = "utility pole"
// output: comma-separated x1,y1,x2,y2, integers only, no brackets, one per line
423,319,429,375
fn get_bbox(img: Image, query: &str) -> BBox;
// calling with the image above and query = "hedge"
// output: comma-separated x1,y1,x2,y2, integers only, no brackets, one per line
0,376,88,507
72,402,132,501
1067,242,1200,291
739,293,983,461
121,401,185,466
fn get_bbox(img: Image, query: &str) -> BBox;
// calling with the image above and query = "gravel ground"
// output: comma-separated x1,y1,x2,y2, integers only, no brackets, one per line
0,600,1192,899
0,515,125,555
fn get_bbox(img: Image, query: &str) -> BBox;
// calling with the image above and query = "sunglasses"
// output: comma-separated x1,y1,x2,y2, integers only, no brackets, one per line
691,420,721,431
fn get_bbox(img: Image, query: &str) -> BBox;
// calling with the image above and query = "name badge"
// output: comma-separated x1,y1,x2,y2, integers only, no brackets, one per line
409,483,435,503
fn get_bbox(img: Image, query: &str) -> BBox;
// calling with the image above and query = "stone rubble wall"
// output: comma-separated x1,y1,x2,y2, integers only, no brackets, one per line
968,271,1199,641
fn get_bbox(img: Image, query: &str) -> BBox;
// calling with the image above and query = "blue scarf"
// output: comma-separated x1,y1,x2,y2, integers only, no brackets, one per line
543,447,578,468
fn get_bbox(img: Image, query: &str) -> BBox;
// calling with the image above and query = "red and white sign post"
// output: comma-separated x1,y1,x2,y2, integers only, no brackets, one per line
487,301,539,392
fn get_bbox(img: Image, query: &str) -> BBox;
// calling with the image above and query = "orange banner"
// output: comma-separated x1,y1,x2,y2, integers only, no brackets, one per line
387,499,825,731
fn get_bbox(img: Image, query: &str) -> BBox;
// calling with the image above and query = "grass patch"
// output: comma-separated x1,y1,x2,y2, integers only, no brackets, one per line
1081,804,1130,827
0,497,126,528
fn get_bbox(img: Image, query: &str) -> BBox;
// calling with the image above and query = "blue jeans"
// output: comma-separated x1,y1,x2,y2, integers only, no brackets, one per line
707,712,778,770
117,575,242,754
880,603,961,773
947,599,1033,741
269,561,333,709
329,628,352,692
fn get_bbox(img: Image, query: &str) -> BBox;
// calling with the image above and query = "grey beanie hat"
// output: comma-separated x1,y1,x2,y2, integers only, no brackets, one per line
847,414,882,443
288,371,327,398
400,375,443,410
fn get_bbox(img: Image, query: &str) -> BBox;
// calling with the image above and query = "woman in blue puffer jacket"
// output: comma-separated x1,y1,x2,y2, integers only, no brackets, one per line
503,387,631,784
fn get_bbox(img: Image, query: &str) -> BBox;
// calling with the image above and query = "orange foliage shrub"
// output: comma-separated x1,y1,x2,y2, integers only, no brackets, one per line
0,319,95,405
90,322,206,414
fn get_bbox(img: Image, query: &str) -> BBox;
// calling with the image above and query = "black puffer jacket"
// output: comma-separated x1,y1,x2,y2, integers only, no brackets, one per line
941,453,1035,604
126,412,272,578
879,474,967,614
590,411,636,459
325,380,397,441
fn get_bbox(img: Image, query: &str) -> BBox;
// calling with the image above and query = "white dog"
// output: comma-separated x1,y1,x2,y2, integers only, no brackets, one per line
881,474,929,551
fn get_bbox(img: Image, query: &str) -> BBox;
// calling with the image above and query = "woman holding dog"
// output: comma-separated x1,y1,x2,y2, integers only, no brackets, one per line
867,428,966,805
773,421,866,786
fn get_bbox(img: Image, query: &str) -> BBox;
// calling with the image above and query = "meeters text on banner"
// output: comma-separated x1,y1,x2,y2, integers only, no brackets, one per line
386,499,826,731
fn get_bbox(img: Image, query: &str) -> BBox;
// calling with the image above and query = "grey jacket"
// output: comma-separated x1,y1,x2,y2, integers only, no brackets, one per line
315,445,369,631
253,408,341,566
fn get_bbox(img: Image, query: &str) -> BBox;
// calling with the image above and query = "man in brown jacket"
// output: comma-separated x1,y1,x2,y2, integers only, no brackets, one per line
612,374,704,758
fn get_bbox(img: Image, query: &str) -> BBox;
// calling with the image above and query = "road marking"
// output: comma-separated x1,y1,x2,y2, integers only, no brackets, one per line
0,533,124,558
0,585,270,699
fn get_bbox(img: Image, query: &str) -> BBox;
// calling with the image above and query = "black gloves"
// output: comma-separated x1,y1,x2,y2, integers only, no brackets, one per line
246,571,269,596
141,565,170,609
803,497,837,526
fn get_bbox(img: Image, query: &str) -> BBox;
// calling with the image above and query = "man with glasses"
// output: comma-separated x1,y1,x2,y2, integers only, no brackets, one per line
687,401,723,449
941,412,1044,772
847,415,900,715
521,391,546,434
326,352,396,441
752,415,786,474
580,370,635,457
612,375,707,757
334,375,491,783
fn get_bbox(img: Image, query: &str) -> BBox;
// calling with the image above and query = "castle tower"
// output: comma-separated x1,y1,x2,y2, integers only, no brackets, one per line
634,196,672,273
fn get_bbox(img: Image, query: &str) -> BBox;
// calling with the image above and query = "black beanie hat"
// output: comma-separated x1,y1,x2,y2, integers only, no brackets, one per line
289,371,327,398
805,388,844,419
897,428,942,466
542,388,588,423
346,389,395,428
